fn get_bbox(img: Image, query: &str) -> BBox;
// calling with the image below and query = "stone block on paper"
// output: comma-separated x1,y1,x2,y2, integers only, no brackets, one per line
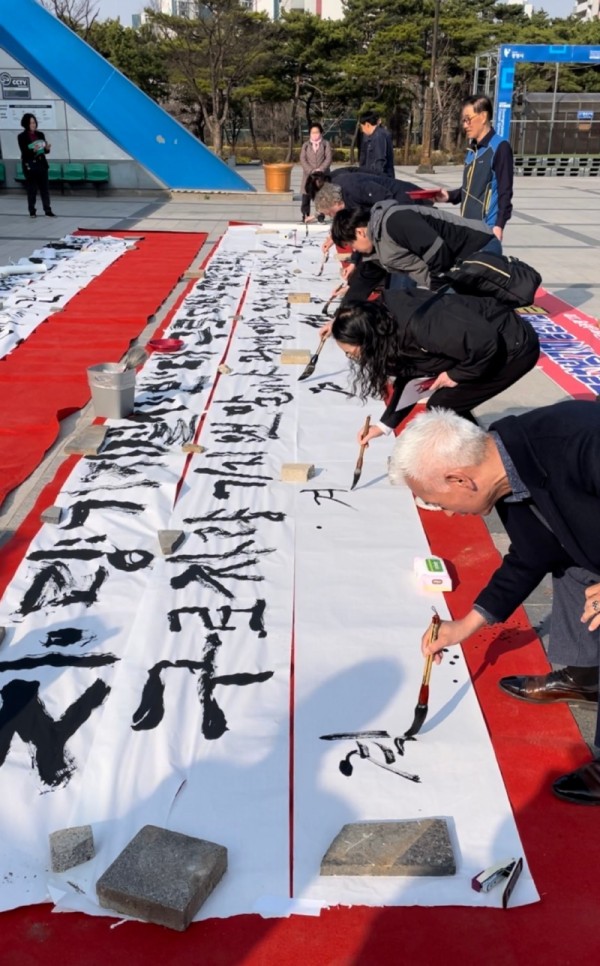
50,825,95,873
96,825,227,931
158,530,185,555
40,505,62,525
321,819,456,877
182,443,206,454
64,425,108,456
217,364,232,375
281,463,315,483
287,293,311,304
280,349,312,365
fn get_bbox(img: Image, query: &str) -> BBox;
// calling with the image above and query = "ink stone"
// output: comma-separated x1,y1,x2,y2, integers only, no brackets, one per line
50,825,95,873
321,819,456,877
96,825,227,931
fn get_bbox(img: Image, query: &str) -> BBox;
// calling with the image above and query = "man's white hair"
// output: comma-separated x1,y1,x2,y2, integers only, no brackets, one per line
388,408,489,489
315,183,343,214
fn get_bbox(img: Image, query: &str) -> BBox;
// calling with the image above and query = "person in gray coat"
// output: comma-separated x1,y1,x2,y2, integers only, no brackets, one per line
299,123,332,221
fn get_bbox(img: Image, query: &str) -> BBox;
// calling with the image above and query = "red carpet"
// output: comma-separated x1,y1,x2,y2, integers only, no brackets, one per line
0,230,205,506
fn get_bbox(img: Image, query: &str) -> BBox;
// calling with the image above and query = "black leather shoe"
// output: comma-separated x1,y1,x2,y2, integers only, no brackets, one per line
45,210,56,217
29,212,36,218
553,759,600,805
499,666,599,705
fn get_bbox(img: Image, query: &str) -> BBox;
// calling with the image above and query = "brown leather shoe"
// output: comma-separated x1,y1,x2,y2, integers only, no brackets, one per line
553,758,600,805
498,666,599,705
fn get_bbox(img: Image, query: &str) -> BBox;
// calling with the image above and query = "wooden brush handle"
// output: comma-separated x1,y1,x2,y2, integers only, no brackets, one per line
356,415,371,467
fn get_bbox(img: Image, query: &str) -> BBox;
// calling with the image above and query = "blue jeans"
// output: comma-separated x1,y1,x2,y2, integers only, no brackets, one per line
479,235,502,256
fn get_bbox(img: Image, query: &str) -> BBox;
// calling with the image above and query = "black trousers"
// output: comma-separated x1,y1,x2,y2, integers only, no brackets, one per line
25,169,52,215
425,321,540,419
300,193,311,218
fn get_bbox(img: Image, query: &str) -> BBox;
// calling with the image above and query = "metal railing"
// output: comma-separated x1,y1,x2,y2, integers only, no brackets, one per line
510,118,600,156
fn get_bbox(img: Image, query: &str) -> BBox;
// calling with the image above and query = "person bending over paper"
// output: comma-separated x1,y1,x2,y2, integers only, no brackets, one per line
387,403,600,805
330,200,499,300
330,288,539,446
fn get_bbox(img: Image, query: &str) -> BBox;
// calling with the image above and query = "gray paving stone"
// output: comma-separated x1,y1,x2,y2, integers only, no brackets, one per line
64,424,108,456
321,819,456,877
50,825,95,873
40,505,62,525
0,627,5,647
96,825,227,931
158,529,185,555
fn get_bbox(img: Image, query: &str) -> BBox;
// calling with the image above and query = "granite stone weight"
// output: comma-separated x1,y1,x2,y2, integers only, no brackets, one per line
50,825,95,873
321,819,456,877
96,825,227,931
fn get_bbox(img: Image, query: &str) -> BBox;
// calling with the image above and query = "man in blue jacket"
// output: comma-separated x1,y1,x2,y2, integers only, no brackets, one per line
388,401,600,805
435,95,513,241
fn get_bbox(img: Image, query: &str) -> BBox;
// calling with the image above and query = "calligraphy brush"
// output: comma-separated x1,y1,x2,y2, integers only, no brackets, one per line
315,247,330,277
298,334,328,381
403,608,441,739
350,415,371,490
321,282,345,316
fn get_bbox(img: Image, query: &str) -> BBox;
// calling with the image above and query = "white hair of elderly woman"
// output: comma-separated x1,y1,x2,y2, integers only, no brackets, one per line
388,408,488,489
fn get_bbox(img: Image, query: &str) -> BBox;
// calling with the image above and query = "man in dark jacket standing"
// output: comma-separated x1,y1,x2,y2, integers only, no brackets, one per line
435,95,513,241
388,401,600,805
358,111,395,178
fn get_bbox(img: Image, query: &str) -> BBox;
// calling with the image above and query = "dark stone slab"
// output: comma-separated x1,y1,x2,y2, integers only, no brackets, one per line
158,530,185,555
50,825,95,872
321,819,456,877
0,627,6,647
96,825,227,931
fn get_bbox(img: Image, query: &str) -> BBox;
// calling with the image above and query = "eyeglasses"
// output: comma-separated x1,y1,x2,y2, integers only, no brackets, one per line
461,114,478,125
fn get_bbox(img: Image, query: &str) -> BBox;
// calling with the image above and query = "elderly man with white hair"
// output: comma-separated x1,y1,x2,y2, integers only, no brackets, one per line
388,400,600,805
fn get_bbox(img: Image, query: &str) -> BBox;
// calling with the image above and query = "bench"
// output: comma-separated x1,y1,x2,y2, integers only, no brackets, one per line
85,162,110,194
61,162,85,190
13,160,111,192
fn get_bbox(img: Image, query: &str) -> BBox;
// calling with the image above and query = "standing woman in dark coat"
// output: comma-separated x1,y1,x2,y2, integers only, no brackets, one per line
331,288,539,445
17,113,55,218
299,123,332,222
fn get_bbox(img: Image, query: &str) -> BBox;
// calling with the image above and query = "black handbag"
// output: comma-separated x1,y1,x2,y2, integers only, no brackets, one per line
443,251,542,308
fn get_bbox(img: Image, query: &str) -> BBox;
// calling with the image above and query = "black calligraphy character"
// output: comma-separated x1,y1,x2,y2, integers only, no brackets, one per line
168,600,267,638
300,488,354,509
320,732,419,783
131,633,273,737
0,653,117,788
308,382,354,398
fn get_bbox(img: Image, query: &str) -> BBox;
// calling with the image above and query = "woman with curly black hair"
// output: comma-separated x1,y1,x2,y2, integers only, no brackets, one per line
331,288,539,446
